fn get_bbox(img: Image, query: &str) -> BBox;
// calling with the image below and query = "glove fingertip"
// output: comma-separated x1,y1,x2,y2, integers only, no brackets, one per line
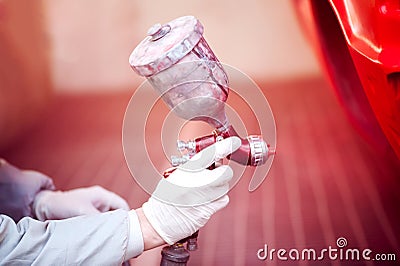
94,186,131,211
214,136,241,160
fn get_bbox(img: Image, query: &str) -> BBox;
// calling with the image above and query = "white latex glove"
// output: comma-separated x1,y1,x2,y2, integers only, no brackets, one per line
33,185,130,221
142,136,241,245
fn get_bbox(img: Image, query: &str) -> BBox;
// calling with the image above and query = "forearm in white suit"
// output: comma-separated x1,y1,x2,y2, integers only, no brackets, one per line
0,209,144,265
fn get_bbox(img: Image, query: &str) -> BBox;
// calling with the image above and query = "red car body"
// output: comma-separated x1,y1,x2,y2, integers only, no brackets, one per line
293,0,400,159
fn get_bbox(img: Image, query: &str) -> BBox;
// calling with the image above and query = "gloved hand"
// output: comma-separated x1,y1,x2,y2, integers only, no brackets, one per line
141,136,241,245
33,185,130,221
0,160,55,222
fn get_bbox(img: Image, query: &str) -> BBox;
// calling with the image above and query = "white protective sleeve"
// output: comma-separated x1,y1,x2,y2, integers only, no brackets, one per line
0,209,144,265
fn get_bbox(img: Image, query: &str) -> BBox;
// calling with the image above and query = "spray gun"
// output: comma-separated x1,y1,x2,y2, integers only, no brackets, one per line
129,16,275,265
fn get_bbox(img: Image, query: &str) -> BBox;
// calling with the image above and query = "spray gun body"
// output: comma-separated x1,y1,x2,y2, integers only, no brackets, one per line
130,15,275,265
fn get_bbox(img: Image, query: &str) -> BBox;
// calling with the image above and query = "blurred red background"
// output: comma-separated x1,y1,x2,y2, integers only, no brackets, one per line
1,1,399,265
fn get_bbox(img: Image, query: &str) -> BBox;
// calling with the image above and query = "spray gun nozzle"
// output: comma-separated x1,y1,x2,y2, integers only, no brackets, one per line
176,140,196,153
